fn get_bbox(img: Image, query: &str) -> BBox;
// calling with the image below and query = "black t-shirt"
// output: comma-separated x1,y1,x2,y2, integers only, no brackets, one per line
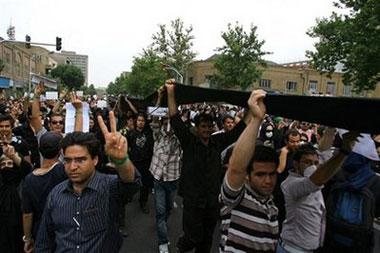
11,135,31,158
0,135,32,221
127,128,154,167
22,162,67,238
13,124,40,168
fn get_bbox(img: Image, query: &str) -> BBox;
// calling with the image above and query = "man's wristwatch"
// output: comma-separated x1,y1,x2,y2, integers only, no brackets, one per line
22,235,32,242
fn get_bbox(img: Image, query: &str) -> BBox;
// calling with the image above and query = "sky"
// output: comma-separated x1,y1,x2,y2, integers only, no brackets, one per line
1,0,339,87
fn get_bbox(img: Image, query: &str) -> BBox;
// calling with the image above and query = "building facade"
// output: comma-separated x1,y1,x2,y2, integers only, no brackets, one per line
0,41,58,90
52,51,89,85
186,56,380,98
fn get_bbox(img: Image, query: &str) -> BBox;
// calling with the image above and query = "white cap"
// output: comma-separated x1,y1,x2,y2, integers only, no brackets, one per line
338,129,380,161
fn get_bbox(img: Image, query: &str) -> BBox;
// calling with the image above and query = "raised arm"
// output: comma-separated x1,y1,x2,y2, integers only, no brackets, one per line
277,146,289,173
30,82,44,133
164,79,193,147
165,79,178,117
318,127,336,151
125,97,138,115
71,92,83,132
51,89,67,114
310,131,359,186
98,111,136,182
226,90,267,190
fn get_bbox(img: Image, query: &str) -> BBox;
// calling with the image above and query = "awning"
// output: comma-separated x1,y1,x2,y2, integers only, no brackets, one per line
0,76,11,88
31,74,57,89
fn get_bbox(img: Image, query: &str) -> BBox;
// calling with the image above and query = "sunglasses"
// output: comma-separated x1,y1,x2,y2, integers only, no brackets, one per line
51,120,64,125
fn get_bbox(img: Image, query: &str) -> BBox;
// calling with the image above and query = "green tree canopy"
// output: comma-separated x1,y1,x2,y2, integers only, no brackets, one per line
152,18,196,81
50,64,85,90
82,84,97,96
124,49,168,97
108,18,195,96
106,73,128,95
307,0,380,92
213,22,269,90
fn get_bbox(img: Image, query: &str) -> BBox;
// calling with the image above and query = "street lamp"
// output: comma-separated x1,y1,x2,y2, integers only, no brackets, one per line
29,51,54,93
161,63,183,84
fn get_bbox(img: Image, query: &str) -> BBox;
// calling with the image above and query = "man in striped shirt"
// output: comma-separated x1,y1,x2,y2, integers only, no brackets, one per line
220,90,279,253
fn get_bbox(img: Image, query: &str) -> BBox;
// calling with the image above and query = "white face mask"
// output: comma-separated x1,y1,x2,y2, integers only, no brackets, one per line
265,131,273,138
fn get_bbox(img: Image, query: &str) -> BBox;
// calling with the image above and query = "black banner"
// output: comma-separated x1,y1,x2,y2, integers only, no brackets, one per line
143,84,380,134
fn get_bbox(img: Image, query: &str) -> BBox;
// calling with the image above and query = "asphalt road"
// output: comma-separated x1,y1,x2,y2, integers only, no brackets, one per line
120,194,220,253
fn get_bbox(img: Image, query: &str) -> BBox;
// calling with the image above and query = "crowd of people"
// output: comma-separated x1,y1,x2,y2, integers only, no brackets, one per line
0,80,380,253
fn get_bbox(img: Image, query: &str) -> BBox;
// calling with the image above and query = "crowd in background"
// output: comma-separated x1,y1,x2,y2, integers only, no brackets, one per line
0,81,380,253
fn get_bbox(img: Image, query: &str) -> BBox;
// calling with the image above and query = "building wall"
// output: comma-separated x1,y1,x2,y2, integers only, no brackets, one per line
0,42,35,88
186,59,380,98
56,51,89,85
0,43,58,90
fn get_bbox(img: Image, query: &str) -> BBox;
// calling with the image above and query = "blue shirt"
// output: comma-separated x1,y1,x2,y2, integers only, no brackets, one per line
35,171,123,253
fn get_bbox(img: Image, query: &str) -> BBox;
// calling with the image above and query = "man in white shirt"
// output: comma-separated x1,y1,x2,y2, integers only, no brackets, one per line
278,131,359,253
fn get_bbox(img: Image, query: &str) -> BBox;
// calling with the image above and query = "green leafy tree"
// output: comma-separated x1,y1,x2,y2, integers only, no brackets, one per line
213,22,269,90
124,49,168,97
86,84,97,96
106,74,128,95
82,84,97,96
307,0,380,92
152,18,196,81
50,64,85,90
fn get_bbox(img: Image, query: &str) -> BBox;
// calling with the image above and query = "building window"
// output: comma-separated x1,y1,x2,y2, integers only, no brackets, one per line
343,85,351,96
286,81,297,92
309,80,318,94
188,77,193,85
205,75,216,88
326,81,336,95
4,52,11,72
15,53,22,77
259,79,271,89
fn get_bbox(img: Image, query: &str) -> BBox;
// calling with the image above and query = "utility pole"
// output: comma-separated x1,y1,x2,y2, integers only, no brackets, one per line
29,51,54,94
161,63,184,84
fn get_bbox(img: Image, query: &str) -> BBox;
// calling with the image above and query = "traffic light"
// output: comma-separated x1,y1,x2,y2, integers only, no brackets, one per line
25,35,31,49
56,37,62,51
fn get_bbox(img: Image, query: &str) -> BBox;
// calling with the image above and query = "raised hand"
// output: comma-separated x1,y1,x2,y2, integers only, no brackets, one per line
341,131,361,152
3,143,16,160
248,89,267,120
24,240,34,253
70,91,83,110
97,111,128,161
157,85,166,97
164,79,176,92
34,82,45,97
59,89,68,100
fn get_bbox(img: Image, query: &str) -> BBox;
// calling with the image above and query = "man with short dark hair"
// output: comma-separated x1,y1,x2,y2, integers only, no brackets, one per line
277,129,301,173
213,115,235,135
277,132,358,253
165,79,251,253
22,132,67,253
35,111,138,252
220,90,280,252
127,112,154,213
274,128,301,229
